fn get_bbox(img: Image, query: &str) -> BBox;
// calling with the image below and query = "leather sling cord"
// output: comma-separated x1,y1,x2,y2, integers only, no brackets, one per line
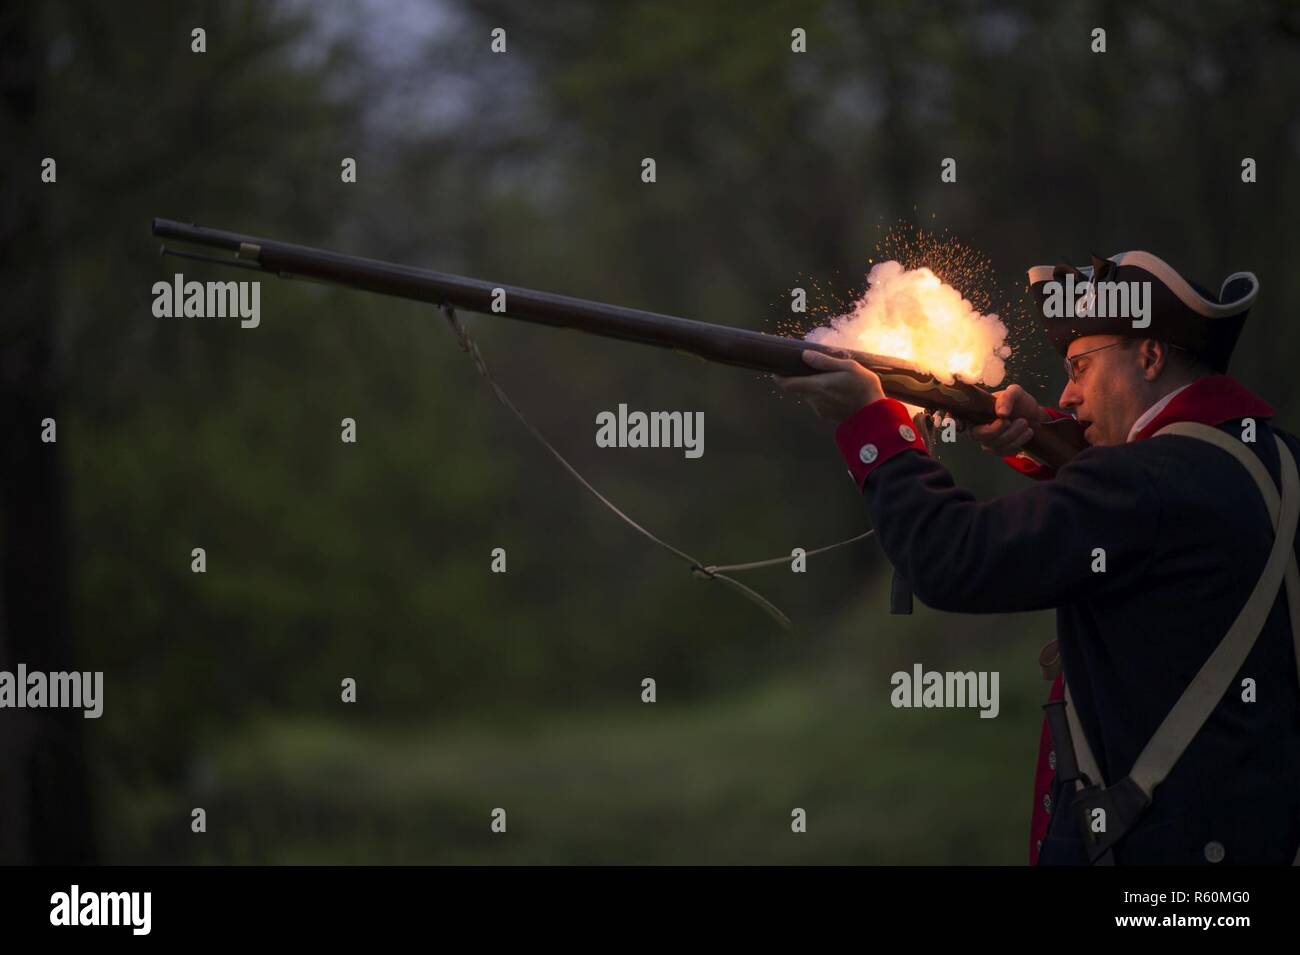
1040,423,1300,865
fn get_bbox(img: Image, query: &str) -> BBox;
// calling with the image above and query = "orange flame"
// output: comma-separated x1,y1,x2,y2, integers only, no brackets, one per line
806,261,1010,389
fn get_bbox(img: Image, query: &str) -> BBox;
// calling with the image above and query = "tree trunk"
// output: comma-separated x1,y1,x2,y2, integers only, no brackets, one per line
0,2,95,865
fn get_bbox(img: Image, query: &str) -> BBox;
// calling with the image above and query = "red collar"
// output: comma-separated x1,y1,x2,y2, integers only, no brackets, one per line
1131,375,1274,442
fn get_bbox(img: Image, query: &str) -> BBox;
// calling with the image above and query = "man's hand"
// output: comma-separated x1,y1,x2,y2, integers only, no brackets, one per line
773,349,886,422
968,384,1043,455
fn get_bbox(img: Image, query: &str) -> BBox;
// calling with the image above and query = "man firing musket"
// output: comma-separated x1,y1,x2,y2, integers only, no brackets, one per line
777,251,1300,866
151,221,1299,864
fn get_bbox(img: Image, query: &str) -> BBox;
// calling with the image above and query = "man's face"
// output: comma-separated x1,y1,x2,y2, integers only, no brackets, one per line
1057,335,1150,446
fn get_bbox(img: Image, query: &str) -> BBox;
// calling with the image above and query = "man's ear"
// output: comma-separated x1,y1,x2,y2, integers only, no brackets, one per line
1141,339,1166,380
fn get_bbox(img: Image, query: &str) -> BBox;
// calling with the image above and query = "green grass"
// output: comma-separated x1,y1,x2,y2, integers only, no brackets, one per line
102,601,1054,864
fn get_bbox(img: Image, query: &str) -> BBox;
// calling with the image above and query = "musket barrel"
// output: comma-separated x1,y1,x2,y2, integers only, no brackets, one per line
151,218,1086,466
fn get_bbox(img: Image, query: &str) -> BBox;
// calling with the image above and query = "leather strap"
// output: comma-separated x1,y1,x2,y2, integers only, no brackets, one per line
1048,422,1300,863
1064,680,1105,788
1135,426,1300,799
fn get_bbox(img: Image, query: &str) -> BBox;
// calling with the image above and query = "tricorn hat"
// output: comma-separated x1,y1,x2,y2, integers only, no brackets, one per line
1027,251,1259,373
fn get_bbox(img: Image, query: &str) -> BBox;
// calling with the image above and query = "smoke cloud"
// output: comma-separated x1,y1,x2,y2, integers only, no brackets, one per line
805,261,1010,386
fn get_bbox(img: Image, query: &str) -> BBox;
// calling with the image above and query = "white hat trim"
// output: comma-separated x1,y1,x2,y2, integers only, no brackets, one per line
1027,252,1258,318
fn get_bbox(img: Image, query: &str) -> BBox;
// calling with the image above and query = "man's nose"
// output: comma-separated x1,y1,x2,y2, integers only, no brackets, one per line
1059,380,1080,410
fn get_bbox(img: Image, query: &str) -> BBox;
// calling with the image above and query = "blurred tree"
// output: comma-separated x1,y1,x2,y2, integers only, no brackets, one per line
0,1,93,864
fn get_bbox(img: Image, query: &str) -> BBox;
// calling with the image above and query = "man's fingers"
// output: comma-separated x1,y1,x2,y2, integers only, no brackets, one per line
970,419,1008,441
1000,418,1031,444
995,385,1026,418
801,349,860,373
994,383,1039,421
995,420,1033,451
971,418,1020,444
973,416,1036,454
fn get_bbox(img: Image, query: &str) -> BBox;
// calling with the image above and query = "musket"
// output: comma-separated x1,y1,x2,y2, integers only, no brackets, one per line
152,219,1087,468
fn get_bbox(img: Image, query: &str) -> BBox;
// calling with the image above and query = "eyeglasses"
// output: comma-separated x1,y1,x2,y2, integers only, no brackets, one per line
1063,341,1126,383
1064,341,1193,383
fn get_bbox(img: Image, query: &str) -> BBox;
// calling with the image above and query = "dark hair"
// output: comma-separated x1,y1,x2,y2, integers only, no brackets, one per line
1122,338,1214,378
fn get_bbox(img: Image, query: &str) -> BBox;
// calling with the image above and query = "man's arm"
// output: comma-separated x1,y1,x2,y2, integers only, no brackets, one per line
839,398,1161,613
775,350,1156,613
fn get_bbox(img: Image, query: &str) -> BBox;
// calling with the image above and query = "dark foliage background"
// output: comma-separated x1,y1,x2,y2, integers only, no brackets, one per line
2,0,1296,863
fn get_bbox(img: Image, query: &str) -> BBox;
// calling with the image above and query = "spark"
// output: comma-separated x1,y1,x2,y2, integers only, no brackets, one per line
801,222,1011,387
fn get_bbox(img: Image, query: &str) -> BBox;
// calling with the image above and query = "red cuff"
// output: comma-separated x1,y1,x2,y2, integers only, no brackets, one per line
1001,408,1070,482
835,398,929,488
1002,453,1057,482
